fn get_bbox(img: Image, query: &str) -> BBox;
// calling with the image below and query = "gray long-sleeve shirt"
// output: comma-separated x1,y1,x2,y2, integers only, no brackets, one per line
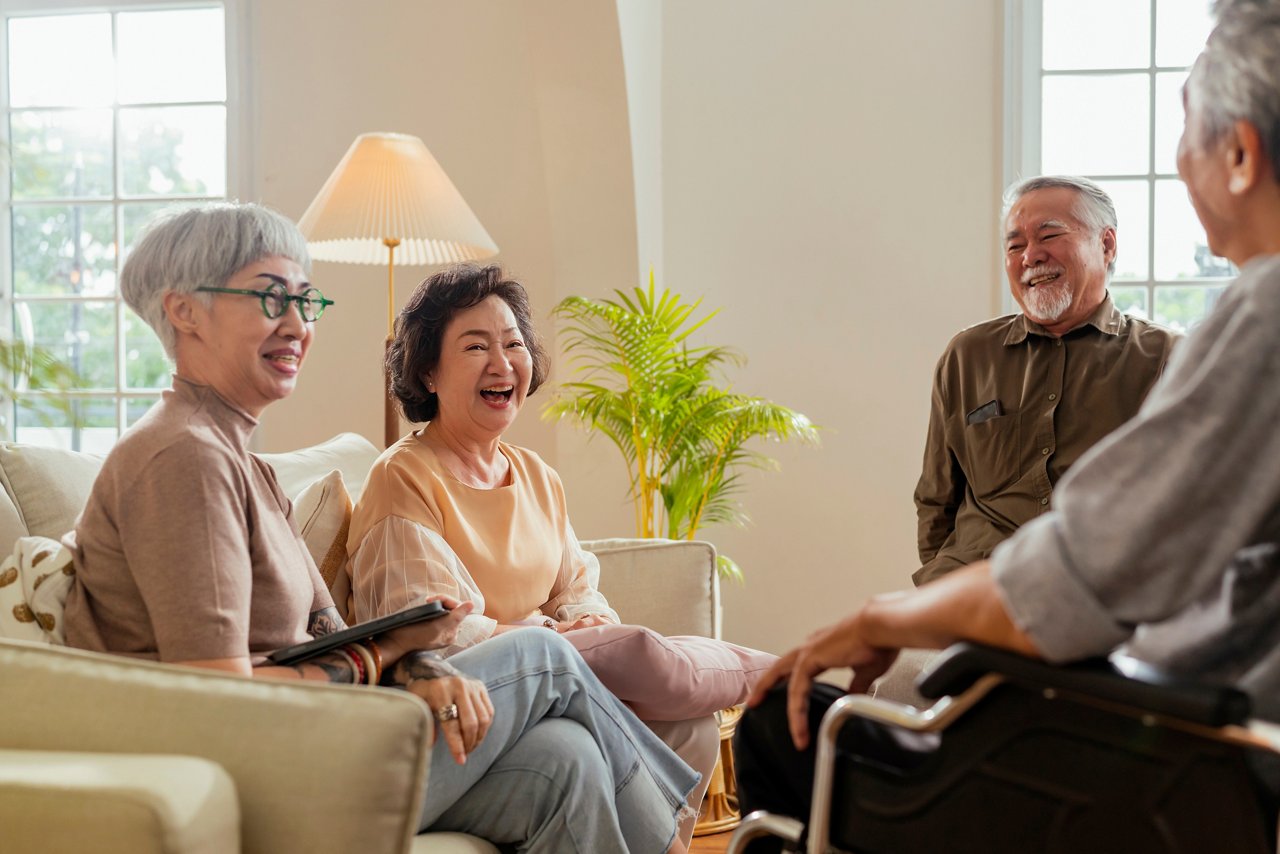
992,254,1280,722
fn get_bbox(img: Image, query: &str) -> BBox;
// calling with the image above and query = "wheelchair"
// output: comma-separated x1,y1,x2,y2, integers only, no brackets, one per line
729,643,1280,853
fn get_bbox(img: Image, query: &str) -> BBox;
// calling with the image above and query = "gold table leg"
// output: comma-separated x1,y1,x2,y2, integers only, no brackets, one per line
693,705,744,836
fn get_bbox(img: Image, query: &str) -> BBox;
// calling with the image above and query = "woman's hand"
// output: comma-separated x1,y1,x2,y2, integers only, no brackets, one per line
377,596,472,661
386,650,494,765
410,673,494,764
554,614,612,633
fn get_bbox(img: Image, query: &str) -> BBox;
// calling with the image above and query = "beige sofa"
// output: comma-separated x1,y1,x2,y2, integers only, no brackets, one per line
0,433,721,854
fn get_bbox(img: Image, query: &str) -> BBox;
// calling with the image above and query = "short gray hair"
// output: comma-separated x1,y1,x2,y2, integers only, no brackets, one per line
1186,0,1280,178
1002,175,1118,274
121,203,311,358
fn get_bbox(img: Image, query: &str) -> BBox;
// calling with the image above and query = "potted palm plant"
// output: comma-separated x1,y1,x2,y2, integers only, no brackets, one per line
544,275,818,578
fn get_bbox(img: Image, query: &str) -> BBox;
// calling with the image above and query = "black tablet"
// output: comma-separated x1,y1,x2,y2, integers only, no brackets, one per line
266,600,449,665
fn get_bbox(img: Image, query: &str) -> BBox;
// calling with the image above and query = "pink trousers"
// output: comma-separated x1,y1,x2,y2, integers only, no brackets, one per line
561,624,778,721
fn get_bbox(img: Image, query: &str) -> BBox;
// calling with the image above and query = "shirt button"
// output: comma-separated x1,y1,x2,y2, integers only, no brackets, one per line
1042,447,1050,455
1040,497,1049,505
1048,393,1057,401
1056,340,1063,347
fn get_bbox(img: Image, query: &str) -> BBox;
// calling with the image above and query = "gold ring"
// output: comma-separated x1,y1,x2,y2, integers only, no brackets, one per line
433,703,460,723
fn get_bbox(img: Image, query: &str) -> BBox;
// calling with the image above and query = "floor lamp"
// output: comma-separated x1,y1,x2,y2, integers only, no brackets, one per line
298,132,499,447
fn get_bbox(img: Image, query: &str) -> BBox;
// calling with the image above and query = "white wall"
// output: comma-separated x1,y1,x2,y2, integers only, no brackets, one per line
586,1,1006,655
249,0,1005,656
249,0,636,459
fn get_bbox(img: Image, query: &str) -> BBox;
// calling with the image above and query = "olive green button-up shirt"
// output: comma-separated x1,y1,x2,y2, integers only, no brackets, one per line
913,295,1179,585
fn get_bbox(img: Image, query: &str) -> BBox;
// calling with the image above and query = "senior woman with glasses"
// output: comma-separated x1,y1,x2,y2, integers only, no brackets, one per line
62,202,697,853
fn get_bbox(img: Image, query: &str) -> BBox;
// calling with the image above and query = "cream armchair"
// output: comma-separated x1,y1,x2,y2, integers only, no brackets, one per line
0,435,721,854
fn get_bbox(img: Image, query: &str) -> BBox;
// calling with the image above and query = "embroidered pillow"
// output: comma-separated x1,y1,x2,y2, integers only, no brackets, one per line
0,536,75,644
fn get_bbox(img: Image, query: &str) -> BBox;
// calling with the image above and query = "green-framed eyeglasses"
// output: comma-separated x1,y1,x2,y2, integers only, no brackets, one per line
196,282,335,322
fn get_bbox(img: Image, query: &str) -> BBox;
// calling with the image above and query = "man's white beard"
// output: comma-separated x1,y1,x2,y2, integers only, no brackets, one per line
1023,284,1073,324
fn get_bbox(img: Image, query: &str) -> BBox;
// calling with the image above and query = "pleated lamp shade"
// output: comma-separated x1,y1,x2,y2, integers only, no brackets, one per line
297,132,499,265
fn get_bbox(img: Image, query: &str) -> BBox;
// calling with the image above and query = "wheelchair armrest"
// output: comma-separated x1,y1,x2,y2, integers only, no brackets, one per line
917,642,1252,727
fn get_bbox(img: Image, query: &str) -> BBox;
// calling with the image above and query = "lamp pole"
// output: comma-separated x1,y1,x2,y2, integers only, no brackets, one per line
383,237,401,448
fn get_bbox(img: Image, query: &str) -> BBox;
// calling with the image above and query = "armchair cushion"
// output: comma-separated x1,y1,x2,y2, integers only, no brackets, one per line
0,638,434,854
0,749,239,854
583,538,720,638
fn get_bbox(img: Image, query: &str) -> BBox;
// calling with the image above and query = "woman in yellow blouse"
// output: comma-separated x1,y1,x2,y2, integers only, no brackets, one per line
347,264,776,842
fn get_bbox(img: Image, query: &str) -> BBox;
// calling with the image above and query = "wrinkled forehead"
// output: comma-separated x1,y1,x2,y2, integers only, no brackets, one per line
1004,188,1087,236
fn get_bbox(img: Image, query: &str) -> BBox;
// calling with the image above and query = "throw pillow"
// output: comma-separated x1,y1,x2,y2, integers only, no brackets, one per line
258,432,380,503
0,443,104,540
0,536,75,644
293,470,352,620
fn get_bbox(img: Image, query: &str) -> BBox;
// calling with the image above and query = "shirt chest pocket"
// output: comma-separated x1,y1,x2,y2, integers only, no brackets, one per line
961,412,1021,497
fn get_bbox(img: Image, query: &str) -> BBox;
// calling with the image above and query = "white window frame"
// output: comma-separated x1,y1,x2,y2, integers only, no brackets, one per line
0,0,251,448
1002,0,1228,321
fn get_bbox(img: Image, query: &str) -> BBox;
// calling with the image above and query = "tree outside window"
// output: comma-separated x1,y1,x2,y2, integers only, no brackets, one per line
3,6,227,451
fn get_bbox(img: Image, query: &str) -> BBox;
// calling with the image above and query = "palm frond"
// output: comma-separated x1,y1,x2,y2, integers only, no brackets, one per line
0,341,86,433
544,278,820,559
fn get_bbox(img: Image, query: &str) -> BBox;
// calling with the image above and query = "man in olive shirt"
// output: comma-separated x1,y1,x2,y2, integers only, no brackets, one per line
913,176,1179,585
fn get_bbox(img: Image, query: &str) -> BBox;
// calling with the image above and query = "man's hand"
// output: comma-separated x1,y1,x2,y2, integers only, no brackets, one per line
747,611,900,751
745,563,1037,752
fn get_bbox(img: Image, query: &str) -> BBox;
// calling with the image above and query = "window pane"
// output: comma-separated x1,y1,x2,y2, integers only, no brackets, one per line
117,8,226,104
1153,179,1234,280
1094,180,1149,280
125,311,171,390
7,14,113,108
126,396,161,428
1111,285,1149,319
12,204,116,297
10,110,113,200
1041,75,1149,175
1156,0,1215,68
1043,0,1150,70
119,106,227,197
1154,72,1189,174
14,398,116,453
1153,284,1228,333
14,301,116,389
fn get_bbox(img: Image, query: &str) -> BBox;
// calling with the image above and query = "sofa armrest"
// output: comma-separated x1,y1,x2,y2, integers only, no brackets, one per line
0,638,433,854
583,538,720,639
0,748,239,854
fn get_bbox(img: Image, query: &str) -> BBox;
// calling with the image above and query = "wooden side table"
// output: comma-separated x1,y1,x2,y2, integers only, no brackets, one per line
693,705,744,835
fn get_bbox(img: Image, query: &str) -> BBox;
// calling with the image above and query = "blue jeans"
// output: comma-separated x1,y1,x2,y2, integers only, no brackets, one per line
420,630,699,852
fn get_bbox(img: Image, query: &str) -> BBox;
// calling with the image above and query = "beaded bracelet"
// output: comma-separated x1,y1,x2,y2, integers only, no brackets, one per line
336,645,364,685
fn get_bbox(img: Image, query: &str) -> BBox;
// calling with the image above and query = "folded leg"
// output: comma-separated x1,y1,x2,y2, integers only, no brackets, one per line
564,624,778,720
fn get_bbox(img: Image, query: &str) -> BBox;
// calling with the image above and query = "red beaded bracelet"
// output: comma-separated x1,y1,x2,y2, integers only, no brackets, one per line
337,645,364,684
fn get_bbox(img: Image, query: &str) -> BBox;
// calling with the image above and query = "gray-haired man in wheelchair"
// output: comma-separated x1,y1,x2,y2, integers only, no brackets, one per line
734,2,1280,851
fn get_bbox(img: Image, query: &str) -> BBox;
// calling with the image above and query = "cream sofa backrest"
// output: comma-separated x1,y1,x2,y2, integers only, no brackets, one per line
0,443,104,548
0,432,722,642
0,433,381,553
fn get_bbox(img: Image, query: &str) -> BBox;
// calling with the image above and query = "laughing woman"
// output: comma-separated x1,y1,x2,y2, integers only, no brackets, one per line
345,264,778,843
62,203,696,853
